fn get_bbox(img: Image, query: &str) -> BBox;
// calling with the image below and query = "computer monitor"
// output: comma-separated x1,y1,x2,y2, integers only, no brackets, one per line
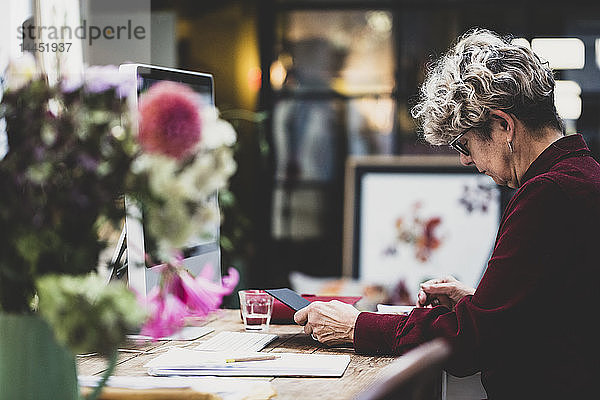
343,155,513,299
117,63,221,297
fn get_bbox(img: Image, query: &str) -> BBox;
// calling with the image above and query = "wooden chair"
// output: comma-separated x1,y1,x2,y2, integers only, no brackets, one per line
354,338,452,400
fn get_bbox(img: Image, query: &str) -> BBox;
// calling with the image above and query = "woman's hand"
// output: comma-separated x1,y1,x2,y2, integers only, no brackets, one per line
416,276,475,311
293,300,360,346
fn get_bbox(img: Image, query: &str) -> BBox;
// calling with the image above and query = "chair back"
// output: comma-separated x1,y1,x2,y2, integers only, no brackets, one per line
354,338,451,400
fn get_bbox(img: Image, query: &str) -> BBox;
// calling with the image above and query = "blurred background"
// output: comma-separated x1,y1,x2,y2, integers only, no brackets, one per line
3,0,600,305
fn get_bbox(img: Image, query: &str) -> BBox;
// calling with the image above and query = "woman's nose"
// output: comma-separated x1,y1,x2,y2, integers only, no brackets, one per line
459,153,473,166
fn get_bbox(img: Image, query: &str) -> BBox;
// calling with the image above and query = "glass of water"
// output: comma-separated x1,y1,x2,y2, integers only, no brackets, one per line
238,290,274,331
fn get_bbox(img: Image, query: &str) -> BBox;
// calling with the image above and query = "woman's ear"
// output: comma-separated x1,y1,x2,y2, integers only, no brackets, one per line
490,110,515,141
499,118,508,130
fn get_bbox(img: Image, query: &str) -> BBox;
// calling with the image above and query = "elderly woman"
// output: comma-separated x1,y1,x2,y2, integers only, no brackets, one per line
294,29,600,399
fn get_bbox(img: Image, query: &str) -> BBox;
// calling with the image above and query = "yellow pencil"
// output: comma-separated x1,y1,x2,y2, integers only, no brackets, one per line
225,355,279,363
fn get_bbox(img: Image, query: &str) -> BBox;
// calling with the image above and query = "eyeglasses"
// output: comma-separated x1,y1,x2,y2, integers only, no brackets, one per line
448,130,470,156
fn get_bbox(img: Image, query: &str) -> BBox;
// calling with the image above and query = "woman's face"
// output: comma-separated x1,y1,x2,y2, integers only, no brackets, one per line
458,123,515,188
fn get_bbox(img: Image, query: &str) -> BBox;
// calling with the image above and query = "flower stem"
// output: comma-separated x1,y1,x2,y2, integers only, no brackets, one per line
82,350,118,400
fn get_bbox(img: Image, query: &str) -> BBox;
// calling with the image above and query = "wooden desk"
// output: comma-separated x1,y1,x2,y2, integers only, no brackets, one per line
77,309,397,399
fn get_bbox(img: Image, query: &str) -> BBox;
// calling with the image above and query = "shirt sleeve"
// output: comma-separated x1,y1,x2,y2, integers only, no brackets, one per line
354,306,450,355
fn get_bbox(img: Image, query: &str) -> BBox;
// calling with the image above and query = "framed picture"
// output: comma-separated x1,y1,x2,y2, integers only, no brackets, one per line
343,155,513,300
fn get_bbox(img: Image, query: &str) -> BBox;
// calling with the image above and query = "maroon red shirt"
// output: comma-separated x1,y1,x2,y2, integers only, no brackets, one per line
353,134,600,399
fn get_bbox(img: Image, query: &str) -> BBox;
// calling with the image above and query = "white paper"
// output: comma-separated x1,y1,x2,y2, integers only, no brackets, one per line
78,375,192,389
78,375,276,400
144,347,351,377
127,326,214,341
193,331,278,352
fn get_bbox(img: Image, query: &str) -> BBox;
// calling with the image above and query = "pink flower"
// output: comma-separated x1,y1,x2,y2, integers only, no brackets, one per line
140,288,188,338
138,81,202,160
140,263,239,339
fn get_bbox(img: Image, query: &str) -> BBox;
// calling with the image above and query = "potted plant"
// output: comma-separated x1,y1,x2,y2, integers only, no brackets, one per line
0,54,239,399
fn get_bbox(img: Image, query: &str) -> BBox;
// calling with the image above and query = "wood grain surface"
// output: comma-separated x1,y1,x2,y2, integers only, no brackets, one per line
77,309,398,399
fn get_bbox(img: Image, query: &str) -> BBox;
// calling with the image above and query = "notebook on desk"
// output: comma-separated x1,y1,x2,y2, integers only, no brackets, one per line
144,347,351,377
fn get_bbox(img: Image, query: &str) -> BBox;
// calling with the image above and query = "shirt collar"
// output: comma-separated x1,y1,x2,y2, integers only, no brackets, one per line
520,134,591,185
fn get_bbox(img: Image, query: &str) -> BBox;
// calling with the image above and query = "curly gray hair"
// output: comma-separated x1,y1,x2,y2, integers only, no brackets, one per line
411,28,563,145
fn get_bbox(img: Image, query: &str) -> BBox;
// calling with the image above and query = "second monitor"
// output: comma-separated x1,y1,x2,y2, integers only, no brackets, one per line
119,63,222,298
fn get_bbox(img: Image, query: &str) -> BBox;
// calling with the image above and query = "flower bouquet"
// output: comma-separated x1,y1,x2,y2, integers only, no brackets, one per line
0,54,239,399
